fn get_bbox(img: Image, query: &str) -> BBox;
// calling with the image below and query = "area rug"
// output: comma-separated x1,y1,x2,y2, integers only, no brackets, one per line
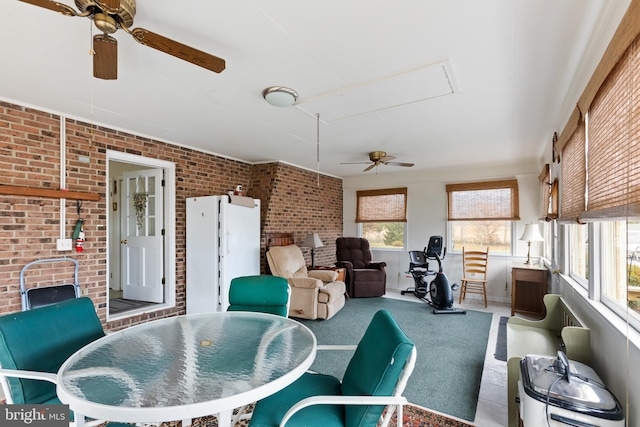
494,316,509,361
118,403,474,426
297,297,492,422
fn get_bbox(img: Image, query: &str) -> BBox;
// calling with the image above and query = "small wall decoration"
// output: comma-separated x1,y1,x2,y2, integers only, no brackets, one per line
133,177,148,229
552,132,560,163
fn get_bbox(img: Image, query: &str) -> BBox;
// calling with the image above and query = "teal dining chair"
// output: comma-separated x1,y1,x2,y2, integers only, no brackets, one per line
247,309,417,427
227,275,291,317
226,275,291,427
0,297,130,427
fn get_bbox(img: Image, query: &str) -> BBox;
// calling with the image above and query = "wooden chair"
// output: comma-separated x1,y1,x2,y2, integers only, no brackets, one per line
459,247,489,307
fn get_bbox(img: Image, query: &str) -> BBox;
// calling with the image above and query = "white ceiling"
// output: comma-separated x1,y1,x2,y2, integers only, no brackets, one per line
0,0,630,177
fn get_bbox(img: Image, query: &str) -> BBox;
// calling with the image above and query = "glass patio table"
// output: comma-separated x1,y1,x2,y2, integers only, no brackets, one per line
56,311,316,427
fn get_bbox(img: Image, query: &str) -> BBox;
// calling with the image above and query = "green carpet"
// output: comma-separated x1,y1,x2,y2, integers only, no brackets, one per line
297,297,493,422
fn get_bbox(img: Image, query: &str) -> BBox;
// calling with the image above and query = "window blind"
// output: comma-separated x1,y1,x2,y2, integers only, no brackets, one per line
581,36,640,220
356,187,407,223
445,179,520,221
556,0,640,155
559,122,586,223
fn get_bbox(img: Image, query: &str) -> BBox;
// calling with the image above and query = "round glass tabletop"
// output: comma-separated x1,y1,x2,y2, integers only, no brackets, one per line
57,311,316,423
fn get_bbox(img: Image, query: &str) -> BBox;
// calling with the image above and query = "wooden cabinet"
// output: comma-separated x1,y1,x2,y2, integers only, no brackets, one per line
511,263,548,317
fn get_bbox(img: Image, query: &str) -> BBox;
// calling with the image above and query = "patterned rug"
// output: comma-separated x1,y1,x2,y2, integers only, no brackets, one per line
390,404,475,427
104,404,474,426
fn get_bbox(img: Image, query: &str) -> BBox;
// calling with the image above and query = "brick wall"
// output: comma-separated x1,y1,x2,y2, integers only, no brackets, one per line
251,163,344,271
0,101,343,330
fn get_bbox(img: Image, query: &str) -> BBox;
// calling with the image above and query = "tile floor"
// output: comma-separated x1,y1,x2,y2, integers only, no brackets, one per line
385,289,509,427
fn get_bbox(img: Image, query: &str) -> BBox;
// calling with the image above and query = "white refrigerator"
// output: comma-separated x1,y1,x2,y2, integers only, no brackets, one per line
186,195,261,314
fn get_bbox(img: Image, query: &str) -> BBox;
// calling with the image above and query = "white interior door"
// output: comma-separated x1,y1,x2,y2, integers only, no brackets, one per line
120,169,164,302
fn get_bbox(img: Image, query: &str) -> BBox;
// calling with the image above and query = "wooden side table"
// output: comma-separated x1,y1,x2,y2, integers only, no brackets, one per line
511,262,548,317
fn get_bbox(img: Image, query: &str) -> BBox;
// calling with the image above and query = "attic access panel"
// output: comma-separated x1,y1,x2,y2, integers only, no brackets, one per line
296,60,458,123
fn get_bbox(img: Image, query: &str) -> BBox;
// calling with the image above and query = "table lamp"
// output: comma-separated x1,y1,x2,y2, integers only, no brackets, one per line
520,223,544,264
303,233,324,268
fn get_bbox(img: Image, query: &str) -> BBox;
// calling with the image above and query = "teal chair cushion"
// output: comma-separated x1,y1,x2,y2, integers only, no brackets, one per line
249,372,344,427
248,309,414,427
341,309,414,427
0,297,105,405
228,275,289,317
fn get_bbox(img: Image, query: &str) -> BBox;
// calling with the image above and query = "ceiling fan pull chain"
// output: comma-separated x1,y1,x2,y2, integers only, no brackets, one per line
87,19,95,148
88,18,95,56
316,113,321,186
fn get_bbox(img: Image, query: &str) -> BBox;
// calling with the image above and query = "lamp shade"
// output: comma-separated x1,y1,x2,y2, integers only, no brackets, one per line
303,233,324,249
519,224,544,242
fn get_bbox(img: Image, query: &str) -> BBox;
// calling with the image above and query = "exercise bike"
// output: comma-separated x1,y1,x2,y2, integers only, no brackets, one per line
401,236,466,314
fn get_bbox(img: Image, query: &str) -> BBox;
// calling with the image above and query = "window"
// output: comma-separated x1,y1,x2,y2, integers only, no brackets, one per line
445,179,520,253
542,220,555,264
570,35,640,318
356,187,407,249
600,219,640,326
567,223,588,287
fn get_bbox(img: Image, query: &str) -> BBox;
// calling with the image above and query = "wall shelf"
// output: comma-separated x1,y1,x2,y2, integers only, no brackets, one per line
0,184,100,201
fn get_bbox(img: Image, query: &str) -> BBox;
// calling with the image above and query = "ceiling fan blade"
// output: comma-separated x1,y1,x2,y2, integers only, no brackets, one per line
379,155,396,162
340,162,373,165
363,164,376,172
19,0,78,16
385,161,415,167
93,34,118,80
129,28,226,73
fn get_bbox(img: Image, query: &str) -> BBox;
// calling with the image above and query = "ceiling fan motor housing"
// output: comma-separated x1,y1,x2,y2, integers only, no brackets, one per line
75,0,136,28
369,151,387,162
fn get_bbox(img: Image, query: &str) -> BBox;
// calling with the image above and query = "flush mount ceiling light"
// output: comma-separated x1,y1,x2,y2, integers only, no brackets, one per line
263,86,298,107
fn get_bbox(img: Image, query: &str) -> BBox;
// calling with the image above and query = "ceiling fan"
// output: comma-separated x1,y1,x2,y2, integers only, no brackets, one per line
20,0,226,80
341,151,415,172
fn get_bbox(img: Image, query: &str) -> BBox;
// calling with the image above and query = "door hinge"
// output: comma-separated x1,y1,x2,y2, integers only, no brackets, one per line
161,228,165,236
161,179,165,187
162,278,165,285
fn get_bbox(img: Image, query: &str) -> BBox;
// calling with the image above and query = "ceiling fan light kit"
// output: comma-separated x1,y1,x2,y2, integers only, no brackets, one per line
263,86,299,107
19,0,225,80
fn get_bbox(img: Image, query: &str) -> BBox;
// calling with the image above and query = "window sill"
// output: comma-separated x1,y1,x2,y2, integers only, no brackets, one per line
369,247,406,252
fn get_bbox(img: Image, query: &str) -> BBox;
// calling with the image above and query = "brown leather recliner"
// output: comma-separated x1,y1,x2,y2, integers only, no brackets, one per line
335,237,386,297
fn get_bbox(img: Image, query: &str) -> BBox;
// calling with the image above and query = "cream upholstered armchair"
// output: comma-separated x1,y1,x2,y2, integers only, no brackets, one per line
267,245,346,320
